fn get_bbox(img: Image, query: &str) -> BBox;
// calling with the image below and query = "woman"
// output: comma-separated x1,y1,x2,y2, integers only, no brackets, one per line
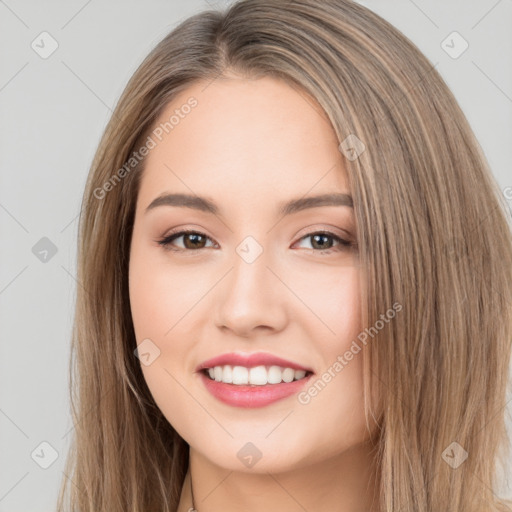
57,1,512,511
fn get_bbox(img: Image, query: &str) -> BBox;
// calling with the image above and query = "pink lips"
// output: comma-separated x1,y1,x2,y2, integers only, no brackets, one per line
195,352,314,408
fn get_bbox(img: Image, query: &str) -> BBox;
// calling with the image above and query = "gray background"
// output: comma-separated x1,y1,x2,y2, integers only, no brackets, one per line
0,0,511,510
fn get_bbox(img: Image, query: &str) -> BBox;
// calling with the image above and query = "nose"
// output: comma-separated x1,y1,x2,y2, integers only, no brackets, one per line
213,246,288,338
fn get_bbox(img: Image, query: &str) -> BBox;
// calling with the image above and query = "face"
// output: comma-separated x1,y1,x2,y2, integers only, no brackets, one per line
129,75,375,473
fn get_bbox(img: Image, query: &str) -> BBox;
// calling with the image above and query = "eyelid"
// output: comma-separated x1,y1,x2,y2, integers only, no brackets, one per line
291,230,353,251
293,223,353,242
159,224,217,243
156,227,218,251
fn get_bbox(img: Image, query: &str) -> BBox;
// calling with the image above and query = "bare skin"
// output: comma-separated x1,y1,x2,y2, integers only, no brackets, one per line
128,74,381,512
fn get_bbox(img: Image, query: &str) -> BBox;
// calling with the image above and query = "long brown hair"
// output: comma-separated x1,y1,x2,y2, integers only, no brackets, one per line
57,1,512,510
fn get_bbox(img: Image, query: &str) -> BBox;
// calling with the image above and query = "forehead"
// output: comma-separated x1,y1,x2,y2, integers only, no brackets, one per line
136,75,348,210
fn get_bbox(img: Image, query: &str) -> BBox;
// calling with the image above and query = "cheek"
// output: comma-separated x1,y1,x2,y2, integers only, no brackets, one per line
128,244,208,341
292,266,368,439
294,264,362,347
129,253,199,435
128,243,211,424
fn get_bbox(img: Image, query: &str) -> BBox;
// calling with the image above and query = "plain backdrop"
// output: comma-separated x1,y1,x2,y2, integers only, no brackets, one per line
0,1,511,510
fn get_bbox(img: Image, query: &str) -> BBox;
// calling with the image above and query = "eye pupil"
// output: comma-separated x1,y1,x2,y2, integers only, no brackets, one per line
311,234,332,250
184,233,206,249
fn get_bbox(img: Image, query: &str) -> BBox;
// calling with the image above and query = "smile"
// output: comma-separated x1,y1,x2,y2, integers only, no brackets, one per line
203,365,311,385
196,351,315,407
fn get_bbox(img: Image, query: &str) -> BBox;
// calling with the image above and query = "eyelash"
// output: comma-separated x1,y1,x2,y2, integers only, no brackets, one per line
156,229,354,254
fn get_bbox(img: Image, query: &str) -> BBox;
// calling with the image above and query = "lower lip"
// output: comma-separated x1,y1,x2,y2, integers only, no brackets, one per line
198,371,313,408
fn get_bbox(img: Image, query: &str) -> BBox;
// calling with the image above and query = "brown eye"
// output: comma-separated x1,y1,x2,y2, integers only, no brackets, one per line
181,232,208,249
294,231,353,253
157,230,216,251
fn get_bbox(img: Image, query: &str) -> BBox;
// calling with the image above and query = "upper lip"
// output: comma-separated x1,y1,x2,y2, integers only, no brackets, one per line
196,352,314,373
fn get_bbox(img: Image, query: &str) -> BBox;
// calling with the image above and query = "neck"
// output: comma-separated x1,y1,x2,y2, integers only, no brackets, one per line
177,440,380,512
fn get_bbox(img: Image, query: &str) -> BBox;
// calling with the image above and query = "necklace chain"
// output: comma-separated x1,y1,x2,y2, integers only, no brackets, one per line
190,472,198,512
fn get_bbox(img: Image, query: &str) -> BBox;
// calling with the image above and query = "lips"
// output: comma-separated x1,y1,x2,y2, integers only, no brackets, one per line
195,352,315,408
199,371,314,408
196,352,314,373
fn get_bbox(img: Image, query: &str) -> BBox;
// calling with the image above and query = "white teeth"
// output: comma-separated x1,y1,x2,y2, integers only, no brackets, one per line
205,364,309,385
232,366,249,385
268,365,282,384
282,367,295,383
222,365,233,383
249,366,267,385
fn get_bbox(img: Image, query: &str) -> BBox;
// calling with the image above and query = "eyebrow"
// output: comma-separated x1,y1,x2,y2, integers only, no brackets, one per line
144,192,353,216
